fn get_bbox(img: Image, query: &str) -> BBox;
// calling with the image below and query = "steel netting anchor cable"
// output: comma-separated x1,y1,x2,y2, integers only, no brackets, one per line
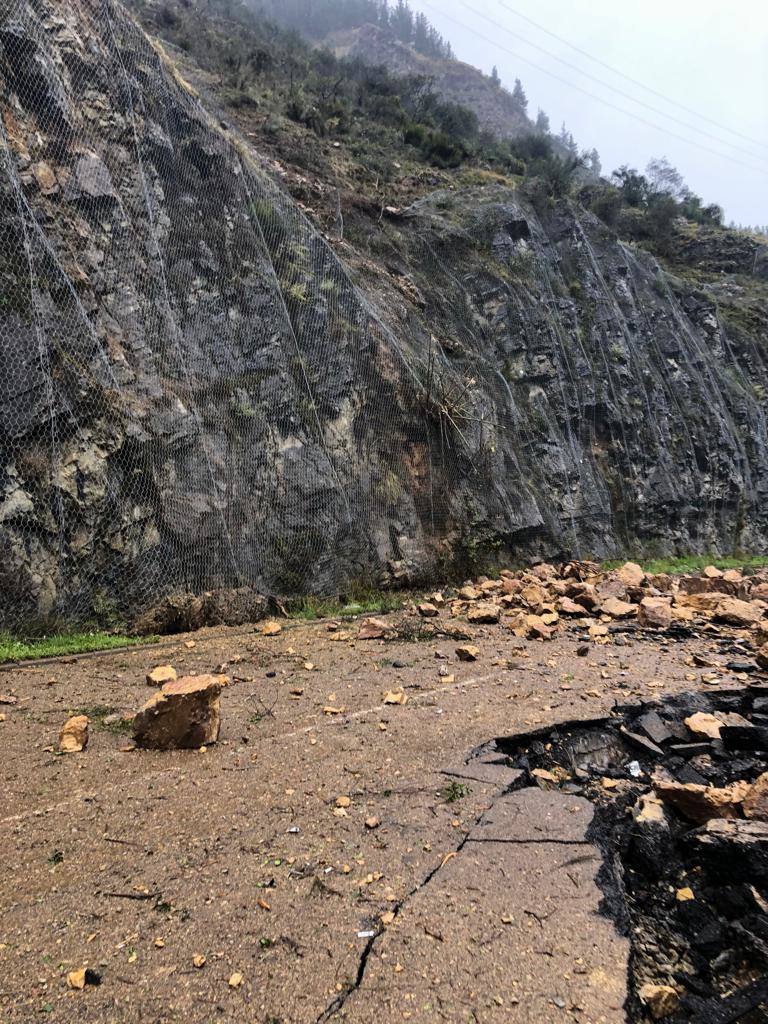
238,164,354,526
101,0,243,588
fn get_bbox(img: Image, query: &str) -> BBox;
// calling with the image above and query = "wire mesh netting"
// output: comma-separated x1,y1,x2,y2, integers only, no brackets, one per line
1,0,766,633
0,0,488,631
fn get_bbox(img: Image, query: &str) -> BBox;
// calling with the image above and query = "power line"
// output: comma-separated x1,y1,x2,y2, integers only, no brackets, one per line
497,0,768,154
460,0,768,165
417,0,768,178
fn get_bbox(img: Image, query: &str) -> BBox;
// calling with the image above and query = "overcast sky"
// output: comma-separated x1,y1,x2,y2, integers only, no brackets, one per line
410,0,768,226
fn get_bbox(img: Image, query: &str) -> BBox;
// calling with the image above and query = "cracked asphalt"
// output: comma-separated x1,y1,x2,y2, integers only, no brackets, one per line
0,610,745,1022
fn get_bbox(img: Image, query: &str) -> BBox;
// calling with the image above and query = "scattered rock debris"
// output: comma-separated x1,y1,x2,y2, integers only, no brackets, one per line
8,560,768,1021
433,560,768,649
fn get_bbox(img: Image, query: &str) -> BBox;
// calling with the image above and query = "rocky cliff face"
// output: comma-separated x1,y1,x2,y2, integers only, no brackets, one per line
326,23,532,140
353,192,768,556
0,0,766,629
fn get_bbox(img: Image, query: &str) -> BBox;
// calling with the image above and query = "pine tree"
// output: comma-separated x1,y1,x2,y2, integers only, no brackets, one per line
391,0,413,43
559,122,578,155
413,11,430,53
535,108,550,133
490,65,501,87
511,77,527,113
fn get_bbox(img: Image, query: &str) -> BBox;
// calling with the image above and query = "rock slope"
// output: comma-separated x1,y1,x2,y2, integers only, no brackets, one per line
0,0,766,628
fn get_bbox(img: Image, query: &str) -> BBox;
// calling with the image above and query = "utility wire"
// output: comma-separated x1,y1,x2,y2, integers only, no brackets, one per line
418,0,768,177
497,0,768,154
461,0,768,165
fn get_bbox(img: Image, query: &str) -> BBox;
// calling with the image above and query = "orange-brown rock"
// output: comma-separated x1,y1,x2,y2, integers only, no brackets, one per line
601,596,637,619
684,712,723,740
654,778,750,825
133,675,228,750
530,563,557,581
146,664,177,687
743,773,768,822
679,575,743,598
505,612,528,637
525,615,554,640
456,645,480,662
638,984,679,1020
557,596,587,616
358,617,389,640
671,604,697,623
565,582,598,609
596,578,628,601
59,715,89,753
32,160,58,194
467,602,501,625
714,597,764,628
520,584,548,611
637,597,672,629
675,593,724,615
617,561,645,588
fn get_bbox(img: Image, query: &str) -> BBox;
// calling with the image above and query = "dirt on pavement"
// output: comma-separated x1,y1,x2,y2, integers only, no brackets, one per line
0,607,757,1023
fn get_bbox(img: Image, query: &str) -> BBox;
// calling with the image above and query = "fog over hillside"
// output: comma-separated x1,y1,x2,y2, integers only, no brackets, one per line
408,0,768,227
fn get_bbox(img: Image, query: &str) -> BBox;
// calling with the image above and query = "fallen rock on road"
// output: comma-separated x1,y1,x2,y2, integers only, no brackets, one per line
59,714,89,753
133,674,228,750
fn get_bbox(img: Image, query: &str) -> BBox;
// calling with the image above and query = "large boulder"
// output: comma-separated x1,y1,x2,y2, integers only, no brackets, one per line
678,574,745,599
467,602,501,624
601,596,636,619
133,675,227,750
675,594,764,627
638,597,672,629
617,562,645,588
714,597,764,628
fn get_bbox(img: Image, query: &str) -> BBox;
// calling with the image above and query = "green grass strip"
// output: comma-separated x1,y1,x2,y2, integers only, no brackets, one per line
0,631,157,664
285,590,407,622
603,554,768,576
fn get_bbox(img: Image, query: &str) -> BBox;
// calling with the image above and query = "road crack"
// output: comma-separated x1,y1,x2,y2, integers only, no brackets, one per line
315,793,500,1022
466,837,591,846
